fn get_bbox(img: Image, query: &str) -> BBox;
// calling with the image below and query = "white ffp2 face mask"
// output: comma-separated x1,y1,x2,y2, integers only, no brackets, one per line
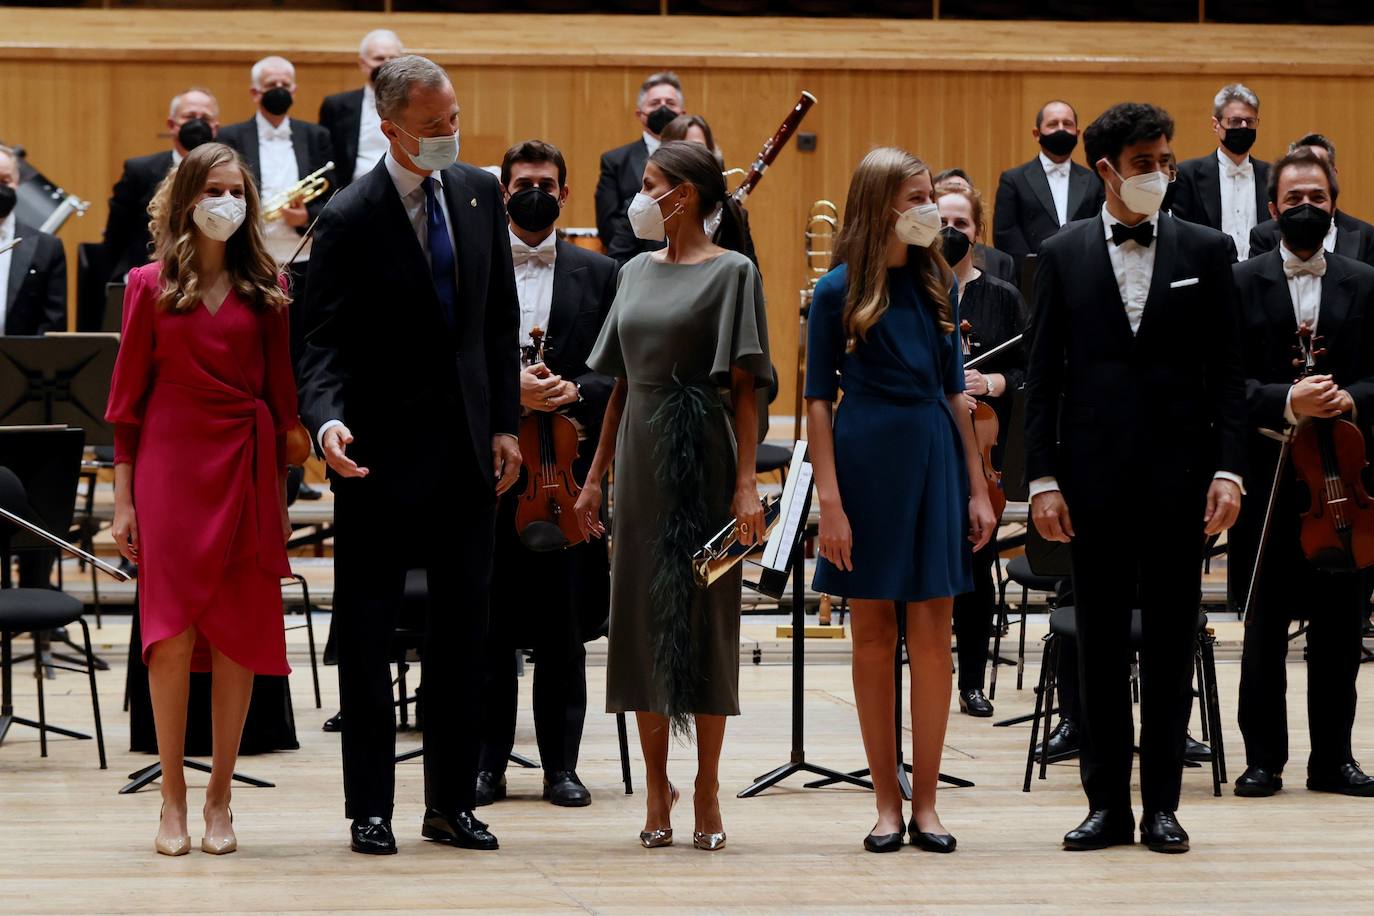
394,123,460,172
192,195,247,241
1107,163,1170,217
892,202,942,248
627,187,682,242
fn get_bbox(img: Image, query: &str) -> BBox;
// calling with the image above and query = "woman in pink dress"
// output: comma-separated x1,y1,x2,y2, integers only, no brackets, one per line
106,142,295,857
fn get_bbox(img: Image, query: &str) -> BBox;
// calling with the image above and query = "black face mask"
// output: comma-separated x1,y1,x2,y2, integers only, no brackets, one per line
646,105,679,137
1278,202,1332,253
507,186,562,234
939,226,972,266
261,86,294,117
370,65,382,84
177,117,214,151
1038,129,1078,158
1221,126,1257,156
0,184,16,221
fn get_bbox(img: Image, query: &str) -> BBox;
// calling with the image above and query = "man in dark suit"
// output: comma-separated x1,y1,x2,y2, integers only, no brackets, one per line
1229,148,1374,800
1166,83,1270,259
318,28,405,191
1249,134,1374,267
594,70,684,264
473,140,616,810
935,168,1016,284
993,100,1104,264
1025,102,1246,854
0,146,65,336
102,87,219,281
298,55,521,857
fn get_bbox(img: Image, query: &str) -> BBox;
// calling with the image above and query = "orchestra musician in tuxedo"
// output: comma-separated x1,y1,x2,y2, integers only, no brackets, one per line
1248,134,1374,267
993,101,1104,264
1229,147,1374,800
318,29,405,191
474,140,616,809
0,146,66,336
594,70,684,264
102,87,219,281
1025,102,1246,854
1166,83,1270,259
297,55,521,857
934,168,1016,285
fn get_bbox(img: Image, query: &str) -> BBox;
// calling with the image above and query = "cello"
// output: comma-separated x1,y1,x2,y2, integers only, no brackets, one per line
960,320,1007,522
515,328,586,551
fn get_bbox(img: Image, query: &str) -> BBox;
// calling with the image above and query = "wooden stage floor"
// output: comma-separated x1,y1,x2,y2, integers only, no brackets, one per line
1,620,1372,913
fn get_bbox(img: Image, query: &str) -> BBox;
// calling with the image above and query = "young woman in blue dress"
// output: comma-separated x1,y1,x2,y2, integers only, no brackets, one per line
805,147,996,854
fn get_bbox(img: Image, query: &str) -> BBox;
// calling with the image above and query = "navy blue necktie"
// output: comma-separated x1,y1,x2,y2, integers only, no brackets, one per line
422,176,458,330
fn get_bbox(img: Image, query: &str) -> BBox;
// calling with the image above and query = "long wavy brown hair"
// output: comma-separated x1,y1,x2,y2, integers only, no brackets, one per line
147,142,288,313
833,147,954,340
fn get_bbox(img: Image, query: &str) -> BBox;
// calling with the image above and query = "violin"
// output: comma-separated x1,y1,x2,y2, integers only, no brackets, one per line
515,328,586,551
1290,324,1374,571
960,320,1007,523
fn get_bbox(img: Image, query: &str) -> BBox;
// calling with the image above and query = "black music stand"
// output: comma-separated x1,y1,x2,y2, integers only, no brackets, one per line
0,334,118,446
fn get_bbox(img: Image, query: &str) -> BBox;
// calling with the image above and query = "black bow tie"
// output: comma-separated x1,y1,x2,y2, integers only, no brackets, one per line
1111,220,1154,247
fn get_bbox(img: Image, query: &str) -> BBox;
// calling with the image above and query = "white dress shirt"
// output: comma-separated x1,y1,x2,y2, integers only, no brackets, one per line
509,228,557,348
643,131,661,156
1322,217,1339,254
355,84,389,181
1218,148,1257,260
256,112,307,264
1280,241,1328,426
1039,152,1071,227
0,213,14,334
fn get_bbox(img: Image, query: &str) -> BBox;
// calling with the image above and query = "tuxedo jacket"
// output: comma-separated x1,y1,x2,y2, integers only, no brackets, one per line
318,89,366,189
298,159,520,490
1024,212,1247,510
594,138,664,264
102,149,174,281
217,117,336,230
1167,151,1272,235
1249,209,1374,267
5,223,66,334
975,243,1016,285
993,157,1104,261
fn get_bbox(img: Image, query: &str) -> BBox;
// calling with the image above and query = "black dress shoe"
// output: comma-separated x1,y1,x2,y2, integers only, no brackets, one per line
421,809,499,850
958,688,994,718
322,711,343,733
863,826,905,853
351,817,397,855
1063,809,1134,850
908,817,956,853
296,480,324,500
1308,761,1374,797
1140,811,1190,853
1185,734,1212,762
475,770,507,807
1234,765,1283,797
543,770,591,807
1037,718,1081,761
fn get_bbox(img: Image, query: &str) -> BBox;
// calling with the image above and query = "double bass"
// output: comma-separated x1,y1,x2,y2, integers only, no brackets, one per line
515,328,586,551
959,320,1007,523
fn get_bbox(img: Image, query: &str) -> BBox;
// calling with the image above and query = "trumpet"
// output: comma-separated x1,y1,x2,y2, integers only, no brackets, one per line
692,494,782,588
263,161,333,221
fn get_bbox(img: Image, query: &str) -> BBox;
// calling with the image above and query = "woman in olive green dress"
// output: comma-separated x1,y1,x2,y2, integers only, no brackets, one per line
576,141,770,852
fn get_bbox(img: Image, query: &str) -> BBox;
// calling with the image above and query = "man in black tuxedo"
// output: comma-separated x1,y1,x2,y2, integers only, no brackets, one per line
1249,134,1374,267
594,70,683,264
0,146,65,336
102,87,218,281
1229,148,1374,800
298,55,521,857
319,28,405,191
1025,102,1246,854
1166,83,1270,259
474,140,616,810
935,168,1016,284
993,100,1104,264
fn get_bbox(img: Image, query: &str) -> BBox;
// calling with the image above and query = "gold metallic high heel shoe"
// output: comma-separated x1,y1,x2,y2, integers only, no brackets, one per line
155,804,191,857
692,831,727,851
639,783,680,848
201,806,237,855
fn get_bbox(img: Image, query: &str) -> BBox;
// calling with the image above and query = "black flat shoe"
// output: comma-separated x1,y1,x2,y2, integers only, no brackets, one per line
1063,809,1134,850
1185,734,1212,762
863,826,905,853
350,816,397,855
475,770,507,807
322,711,343,733
544,770,591,807
1308,761,1374,797
958,688,994,718
908,818,957,853
1037,718,1081,762
421,808,499,850
1234,765,1283,798
1140,811,1189,853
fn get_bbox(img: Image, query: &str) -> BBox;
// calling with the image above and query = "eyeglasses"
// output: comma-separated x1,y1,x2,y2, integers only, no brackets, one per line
1220,117,1258,129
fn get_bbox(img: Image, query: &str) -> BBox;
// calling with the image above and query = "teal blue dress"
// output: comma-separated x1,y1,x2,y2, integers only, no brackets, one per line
805,261,973,601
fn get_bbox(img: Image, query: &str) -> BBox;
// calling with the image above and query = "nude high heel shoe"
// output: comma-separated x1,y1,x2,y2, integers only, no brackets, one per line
201,806,237,855
155,804,191,857
639,783,680,848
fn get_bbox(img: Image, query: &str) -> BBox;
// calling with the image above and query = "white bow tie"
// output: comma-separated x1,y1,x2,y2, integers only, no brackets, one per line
512,245,554,268
262,124,291,142
1284,252,1326,279
1046,163,1069,177
1224,160,1253,180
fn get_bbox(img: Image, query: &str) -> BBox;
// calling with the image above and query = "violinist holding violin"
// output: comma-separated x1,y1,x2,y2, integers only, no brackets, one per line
475,140,618,809
1231,147,1374,800
935,185,1028,718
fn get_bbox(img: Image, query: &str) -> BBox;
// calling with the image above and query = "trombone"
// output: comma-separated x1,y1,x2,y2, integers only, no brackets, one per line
263,161,334,221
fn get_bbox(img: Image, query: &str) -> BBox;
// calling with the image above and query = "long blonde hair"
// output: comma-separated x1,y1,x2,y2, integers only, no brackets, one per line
833,147,954,340
147,142,288,313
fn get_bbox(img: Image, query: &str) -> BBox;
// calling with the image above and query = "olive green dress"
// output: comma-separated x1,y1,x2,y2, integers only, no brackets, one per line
588,250,771,727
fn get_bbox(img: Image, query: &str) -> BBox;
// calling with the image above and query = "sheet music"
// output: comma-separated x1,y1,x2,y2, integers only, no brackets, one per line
762,440,812,571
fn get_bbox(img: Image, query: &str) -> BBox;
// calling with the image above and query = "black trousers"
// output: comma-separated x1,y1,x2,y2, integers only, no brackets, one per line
332,467,495,820
1069,502,1202,814
953,542,995,690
